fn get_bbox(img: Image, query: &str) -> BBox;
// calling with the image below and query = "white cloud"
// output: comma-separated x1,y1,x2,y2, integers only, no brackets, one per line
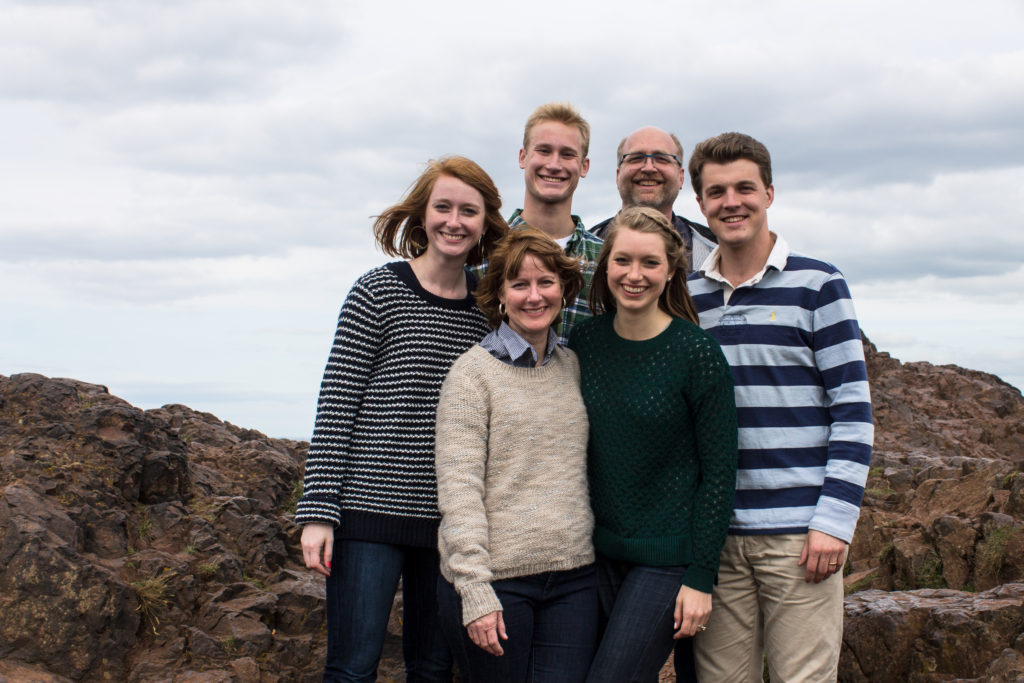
2,0,1022,436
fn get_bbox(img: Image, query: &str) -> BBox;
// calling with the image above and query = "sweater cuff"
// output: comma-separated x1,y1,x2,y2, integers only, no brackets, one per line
682,565,716,595
458,582,503,626
293,496,341,527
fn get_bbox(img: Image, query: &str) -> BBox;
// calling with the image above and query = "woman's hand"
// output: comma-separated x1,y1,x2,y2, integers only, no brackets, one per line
300,523,334,577
467,610,507,656
673,584,711,639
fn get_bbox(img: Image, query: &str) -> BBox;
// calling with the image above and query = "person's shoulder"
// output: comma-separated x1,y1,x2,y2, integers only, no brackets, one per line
674,215,717,243
589,216,614,239
352,261,404,288
569,312,605,341
783,250,843,277
577,226,603,246
669,317,720,346
667,319,731,371
445,344,492,382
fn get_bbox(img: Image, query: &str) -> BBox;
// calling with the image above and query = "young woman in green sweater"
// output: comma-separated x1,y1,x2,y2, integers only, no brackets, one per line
568,206,738,683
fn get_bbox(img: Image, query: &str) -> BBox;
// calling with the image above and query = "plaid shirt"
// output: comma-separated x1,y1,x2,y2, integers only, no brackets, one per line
471,209,603,345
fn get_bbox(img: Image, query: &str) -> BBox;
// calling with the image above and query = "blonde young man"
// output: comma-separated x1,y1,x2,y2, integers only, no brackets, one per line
590,126,716,276
475,102,602,345
688,132,873,682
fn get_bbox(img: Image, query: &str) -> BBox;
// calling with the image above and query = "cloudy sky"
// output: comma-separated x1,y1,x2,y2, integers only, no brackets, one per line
2,0,1022,438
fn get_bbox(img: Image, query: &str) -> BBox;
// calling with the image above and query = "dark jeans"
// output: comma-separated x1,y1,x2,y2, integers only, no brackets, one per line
324,539,452,683
437,564,598,683
586,555,697,683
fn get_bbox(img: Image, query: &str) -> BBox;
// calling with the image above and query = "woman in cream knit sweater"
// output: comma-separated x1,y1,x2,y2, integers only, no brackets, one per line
434,226,596,683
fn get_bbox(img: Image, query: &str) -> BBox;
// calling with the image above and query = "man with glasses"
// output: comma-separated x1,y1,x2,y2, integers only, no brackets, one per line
590,126,717,275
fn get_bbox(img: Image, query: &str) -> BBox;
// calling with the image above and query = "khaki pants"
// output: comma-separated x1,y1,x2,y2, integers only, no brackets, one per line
694,534,844,683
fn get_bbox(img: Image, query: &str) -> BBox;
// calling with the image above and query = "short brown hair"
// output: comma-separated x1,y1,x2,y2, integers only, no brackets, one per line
589,207,698,324
688,132,772,197
476,226,584,329
523,102,591,159
373,156,508,266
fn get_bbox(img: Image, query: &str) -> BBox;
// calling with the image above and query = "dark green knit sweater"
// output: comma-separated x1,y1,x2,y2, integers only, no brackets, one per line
569,313,738,593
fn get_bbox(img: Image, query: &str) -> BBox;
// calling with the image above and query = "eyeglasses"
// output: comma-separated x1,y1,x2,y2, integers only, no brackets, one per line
619,152,682,167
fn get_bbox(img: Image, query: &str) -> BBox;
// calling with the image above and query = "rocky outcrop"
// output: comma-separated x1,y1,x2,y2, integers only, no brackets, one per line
0,373,331,681
2,334,1024,681
839,341,1024,681
842,584,1024,682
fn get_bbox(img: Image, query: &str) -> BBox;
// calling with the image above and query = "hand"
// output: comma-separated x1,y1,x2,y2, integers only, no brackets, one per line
300,523,334,577
673,584,712,639
798,529,848,583
467,611,507,656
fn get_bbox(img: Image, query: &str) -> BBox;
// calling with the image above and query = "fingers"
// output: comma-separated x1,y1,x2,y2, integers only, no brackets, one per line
467,612,505,656
299,524,333,578
673,585,712,639
495,612,508,642
802,530,848,583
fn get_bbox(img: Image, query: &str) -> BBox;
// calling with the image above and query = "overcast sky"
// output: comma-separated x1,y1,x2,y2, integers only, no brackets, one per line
2,0,1022,438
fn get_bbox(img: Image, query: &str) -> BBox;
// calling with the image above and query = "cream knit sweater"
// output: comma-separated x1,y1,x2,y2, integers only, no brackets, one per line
435,344,594,625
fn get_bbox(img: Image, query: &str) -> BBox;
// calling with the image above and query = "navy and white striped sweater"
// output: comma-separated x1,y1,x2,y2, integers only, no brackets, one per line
688,234,873,543
295,261,491,548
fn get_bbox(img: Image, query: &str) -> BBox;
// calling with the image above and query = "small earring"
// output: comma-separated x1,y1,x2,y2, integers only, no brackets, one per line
562,297,567,308
499,303,506,316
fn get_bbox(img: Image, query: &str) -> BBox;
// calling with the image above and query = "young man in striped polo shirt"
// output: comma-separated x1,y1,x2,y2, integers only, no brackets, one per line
687,132,873,682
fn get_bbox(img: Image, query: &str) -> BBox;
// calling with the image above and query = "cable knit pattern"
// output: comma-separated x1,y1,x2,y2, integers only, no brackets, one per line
295,261,491,548
435,344,594,625
569,314,738,593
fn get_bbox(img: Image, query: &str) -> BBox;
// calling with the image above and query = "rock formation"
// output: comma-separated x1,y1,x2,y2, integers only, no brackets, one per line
0,373,338,681
1,336,1023,681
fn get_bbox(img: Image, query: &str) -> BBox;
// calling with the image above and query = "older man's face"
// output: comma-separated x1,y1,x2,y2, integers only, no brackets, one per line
615,127,684,215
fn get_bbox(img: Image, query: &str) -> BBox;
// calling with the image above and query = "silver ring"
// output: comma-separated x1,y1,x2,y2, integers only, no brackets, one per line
697,624,707,632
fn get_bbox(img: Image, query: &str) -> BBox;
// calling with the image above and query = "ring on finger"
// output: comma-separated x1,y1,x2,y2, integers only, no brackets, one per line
697,624,707,632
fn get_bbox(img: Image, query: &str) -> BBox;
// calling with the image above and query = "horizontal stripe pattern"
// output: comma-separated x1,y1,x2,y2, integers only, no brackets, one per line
690,239,873,542
295,262,490,547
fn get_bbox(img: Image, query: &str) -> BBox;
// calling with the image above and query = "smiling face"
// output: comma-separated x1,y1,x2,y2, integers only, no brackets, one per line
519,120,589,208
606,227,676,316
616,127,684,215
499,253,563,349
422,174,486,264
696,158,774,252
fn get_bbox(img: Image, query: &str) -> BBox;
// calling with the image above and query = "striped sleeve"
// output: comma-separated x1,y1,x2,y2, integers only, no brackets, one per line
295,274,381,526
808,271,873,542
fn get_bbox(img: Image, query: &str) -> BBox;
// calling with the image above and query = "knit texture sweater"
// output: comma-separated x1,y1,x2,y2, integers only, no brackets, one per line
295,262,491,548
435,344,594,625
569,314,738,594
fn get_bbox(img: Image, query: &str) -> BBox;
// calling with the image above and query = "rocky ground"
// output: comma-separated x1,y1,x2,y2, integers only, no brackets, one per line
1,336,1023,681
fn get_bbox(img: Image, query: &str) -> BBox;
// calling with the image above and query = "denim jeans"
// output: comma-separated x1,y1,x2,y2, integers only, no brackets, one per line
437,564,598,683
323,539,452,683
586,555,695,683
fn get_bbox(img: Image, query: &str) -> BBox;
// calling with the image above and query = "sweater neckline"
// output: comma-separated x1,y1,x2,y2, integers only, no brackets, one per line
387,261,479,309
605,313,686,350
467,344,571,379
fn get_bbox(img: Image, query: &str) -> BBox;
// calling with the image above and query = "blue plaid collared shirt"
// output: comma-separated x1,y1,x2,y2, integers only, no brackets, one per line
470,209,603,345
479,321,560,368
